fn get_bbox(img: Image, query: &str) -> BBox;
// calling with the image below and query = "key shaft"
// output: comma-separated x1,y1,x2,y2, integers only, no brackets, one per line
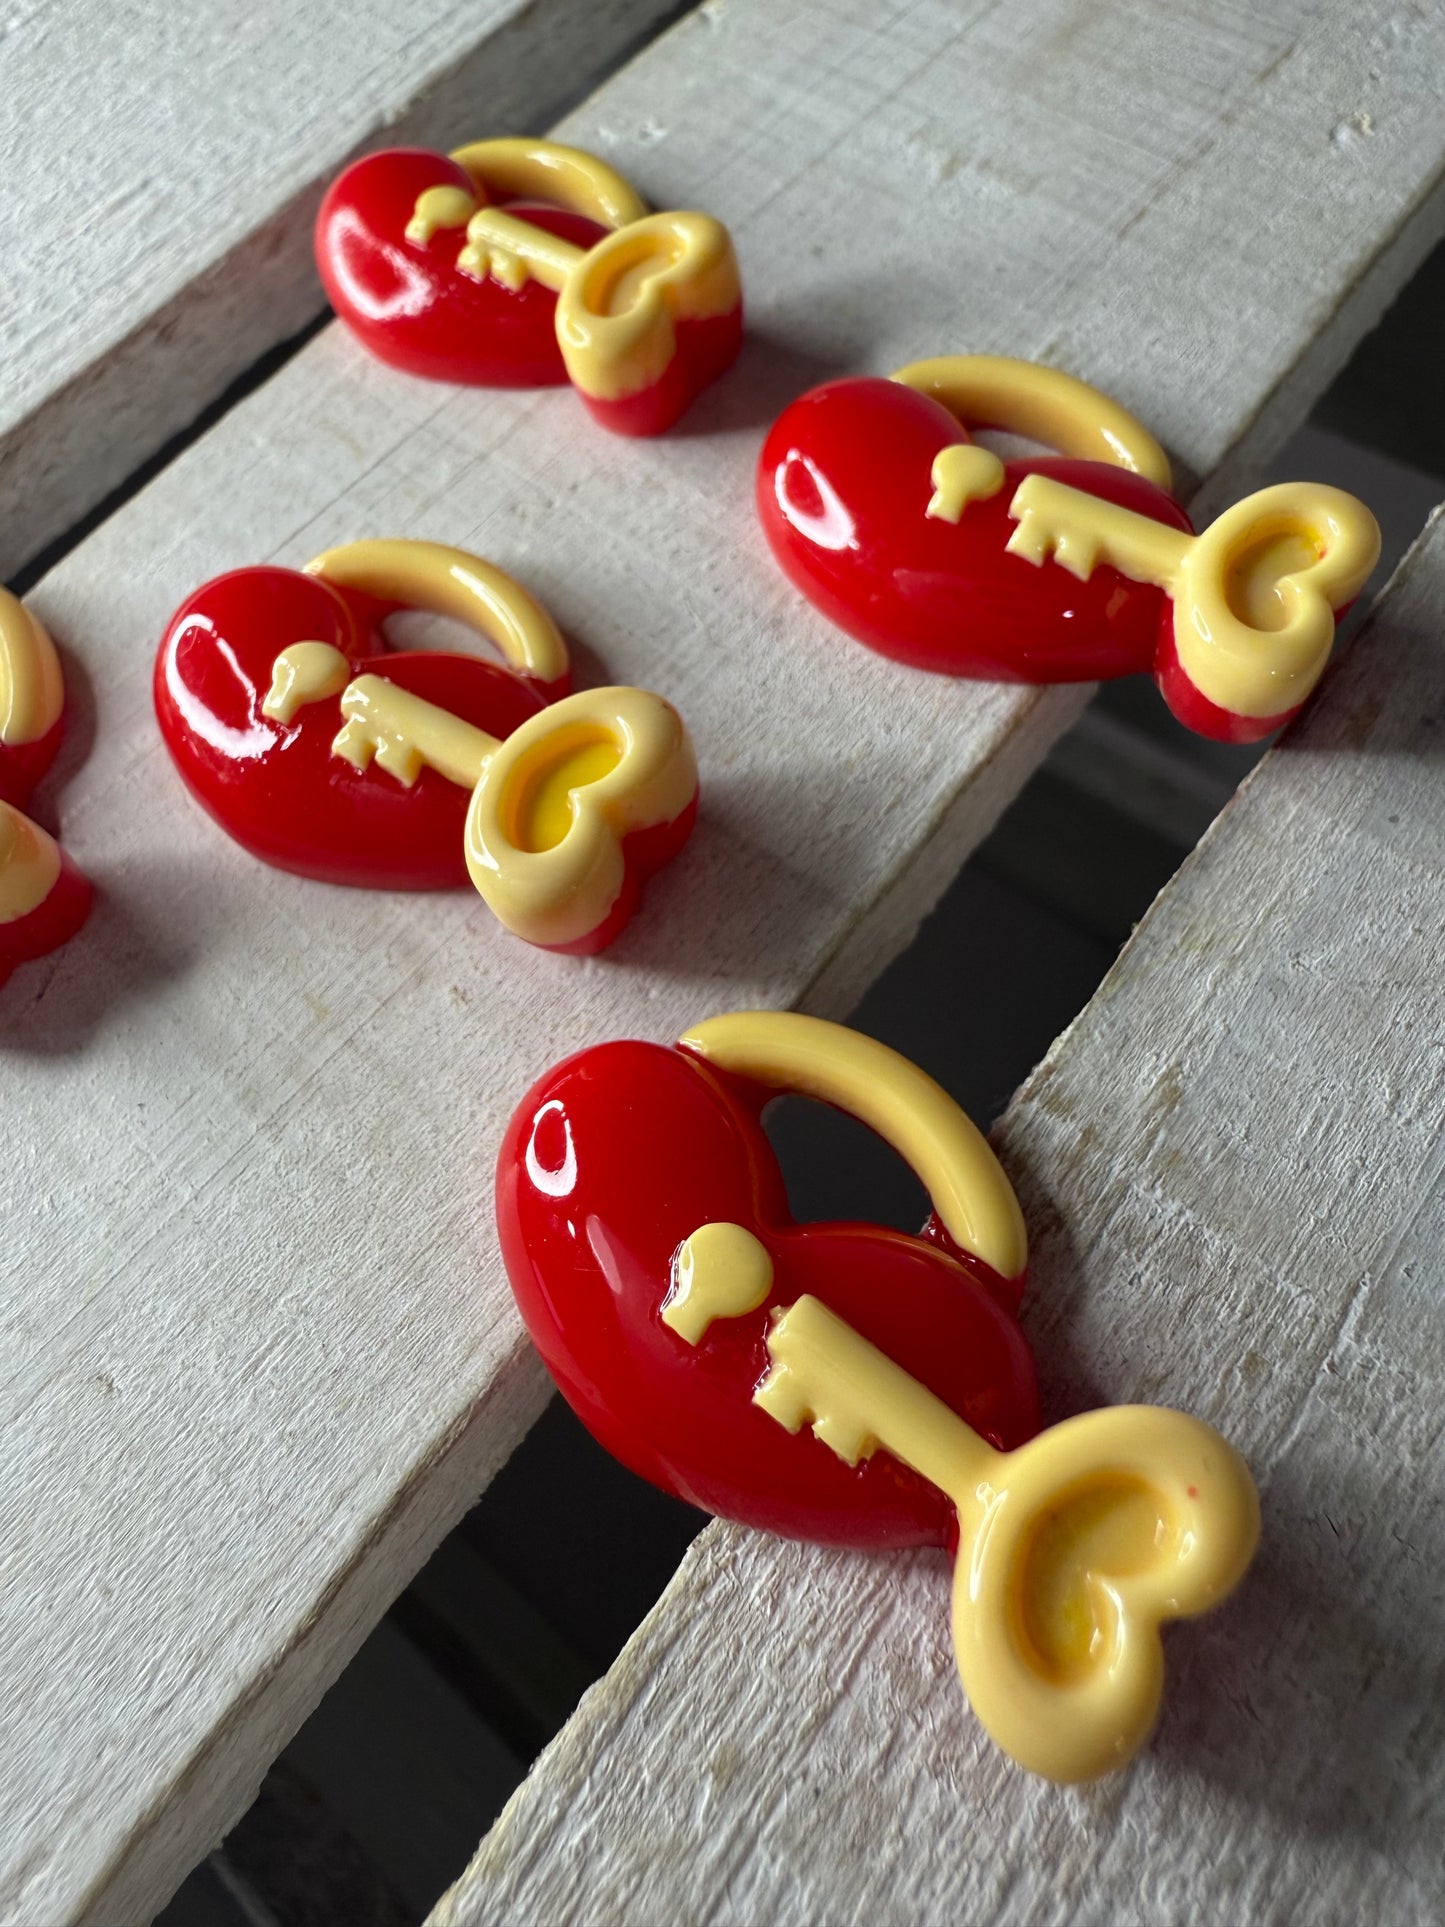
459,208,585,292
756,1294,999,1507
332,675,496,791
1006,472,1192,585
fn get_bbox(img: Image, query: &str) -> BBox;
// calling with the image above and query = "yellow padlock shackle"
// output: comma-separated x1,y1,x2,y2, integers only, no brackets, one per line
679,1011,1028,1284
448,137,648,229
304,539,570,691
892,354,1172,488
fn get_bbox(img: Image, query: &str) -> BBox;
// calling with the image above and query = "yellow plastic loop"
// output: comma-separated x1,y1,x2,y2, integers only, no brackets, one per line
448,137,649,229
678,1011,1027,1282
757,1294,1260,1782
891,354,1172,488
304,539,569,689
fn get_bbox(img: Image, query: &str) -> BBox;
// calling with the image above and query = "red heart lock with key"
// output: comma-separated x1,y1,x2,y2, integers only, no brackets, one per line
156,539,698,952
317,137,744,435
759,355,1380,743
498,1010,1039,1549
0,587,91,983
499,1011,1262,1783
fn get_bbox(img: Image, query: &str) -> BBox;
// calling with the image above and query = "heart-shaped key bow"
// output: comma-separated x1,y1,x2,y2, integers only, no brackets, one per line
499,1011,1260,1777
0,587,91,984
317,137,743,435
759,355,1379,742
156,539,697,952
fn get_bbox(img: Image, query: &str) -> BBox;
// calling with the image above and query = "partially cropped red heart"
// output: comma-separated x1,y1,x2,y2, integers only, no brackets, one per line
0,587,91,984
155,565,551,890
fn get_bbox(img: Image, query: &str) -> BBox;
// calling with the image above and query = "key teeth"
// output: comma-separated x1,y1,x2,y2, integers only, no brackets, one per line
331,718,376,774
1004,514,1098,581
330,720,423,788
1053,533,1099,582
457,233,529,292
753,1363,809,1435
1005,512,1051,568
812,1413,874,1468
456,242,489,283
754,1362,875,1467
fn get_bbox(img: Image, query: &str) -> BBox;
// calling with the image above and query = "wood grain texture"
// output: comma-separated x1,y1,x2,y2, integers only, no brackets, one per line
6,0,1445,1920
0,0,681,580
439,514,1445,1924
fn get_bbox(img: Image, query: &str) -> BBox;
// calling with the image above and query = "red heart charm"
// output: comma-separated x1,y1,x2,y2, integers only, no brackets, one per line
760,359,1381,743
498,1022,1039,1551
1,588,91,983
155,563,551,889
316,138,744,436
317,147,611,389
758,374,1192,685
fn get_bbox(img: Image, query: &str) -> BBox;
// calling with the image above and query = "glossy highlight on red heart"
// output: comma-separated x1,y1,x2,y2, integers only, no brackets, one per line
318,148,609,389
498,1035,1040,1551
155,564,552,890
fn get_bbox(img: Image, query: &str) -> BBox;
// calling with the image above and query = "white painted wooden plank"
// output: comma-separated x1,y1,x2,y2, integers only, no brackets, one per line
0,0,681,580
6,1,1445,1921
438,513,1445,1924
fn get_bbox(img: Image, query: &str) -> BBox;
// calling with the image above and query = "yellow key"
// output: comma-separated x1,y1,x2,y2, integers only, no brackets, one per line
257,536,695,950
756,1294,1260,1783
1003,471,1379,724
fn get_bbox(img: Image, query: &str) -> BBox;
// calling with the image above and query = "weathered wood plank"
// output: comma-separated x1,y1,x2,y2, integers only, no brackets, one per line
0,0,681,580
439,511,1445,1923
6,0,1445,1921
